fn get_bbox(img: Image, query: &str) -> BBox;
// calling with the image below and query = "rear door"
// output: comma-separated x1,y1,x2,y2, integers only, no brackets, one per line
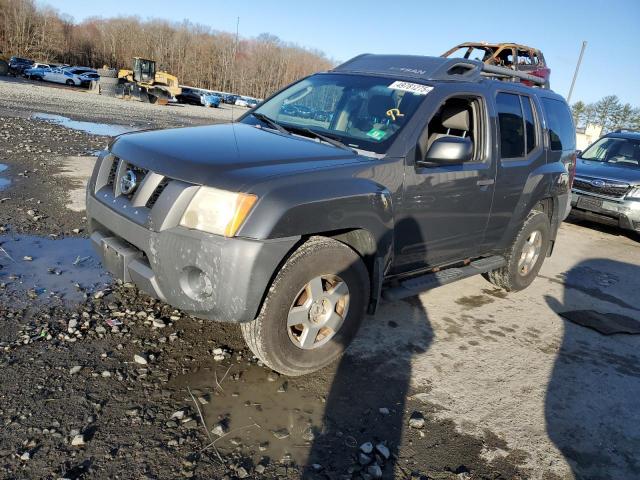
483,90,546,246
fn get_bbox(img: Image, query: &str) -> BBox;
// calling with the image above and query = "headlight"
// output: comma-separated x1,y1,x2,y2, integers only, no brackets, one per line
179,187,257,237
627,188,640,200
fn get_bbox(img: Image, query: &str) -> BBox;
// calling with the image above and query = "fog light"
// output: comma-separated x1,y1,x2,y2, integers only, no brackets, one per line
180,266,213,299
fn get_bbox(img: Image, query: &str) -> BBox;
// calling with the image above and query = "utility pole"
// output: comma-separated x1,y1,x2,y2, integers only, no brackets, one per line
567,41,587,103
232,16,239,94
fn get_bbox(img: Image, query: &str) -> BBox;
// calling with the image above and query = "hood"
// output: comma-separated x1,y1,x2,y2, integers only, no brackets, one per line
110,123,365,191
576,158,640,186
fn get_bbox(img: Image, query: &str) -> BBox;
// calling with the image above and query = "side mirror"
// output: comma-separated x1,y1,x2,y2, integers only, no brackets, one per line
420,136,473,166
575,149,582,157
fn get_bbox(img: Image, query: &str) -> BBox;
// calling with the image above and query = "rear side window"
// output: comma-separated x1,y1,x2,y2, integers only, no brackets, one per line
541,98,575,151
496,92,538,158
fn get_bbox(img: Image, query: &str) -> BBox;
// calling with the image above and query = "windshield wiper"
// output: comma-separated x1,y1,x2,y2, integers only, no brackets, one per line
286,125,355,153
251,112,290,135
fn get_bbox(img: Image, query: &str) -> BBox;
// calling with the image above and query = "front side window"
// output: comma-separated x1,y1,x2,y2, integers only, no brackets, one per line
246,73,429,154
581,137,640,168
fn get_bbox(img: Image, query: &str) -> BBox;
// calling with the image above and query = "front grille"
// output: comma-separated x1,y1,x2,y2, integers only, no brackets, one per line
107,158,119,186
573,177,631,198
146,178,169,208
98,155,173,214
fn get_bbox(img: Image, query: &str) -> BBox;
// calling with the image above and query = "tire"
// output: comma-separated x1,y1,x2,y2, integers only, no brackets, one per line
0,61,9,76
66,79,75,86
483,210,551,292
241,236,370,376
99,77,119,96
97,68,117,78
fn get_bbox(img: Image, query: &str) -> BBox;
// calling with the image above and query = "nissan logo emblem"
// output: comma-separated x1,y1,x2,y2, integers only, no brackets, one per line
120,169,138,195
590,179,606,188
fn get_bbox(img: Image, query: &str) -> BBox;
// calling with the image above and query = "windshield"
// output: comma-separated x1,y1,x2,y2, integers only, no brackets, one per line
244,73,429,154
581,137,640,169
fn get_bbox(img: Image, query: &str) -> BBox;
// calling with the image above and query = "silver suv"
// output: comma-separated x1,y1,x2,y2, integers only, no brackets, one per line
571,130,640,233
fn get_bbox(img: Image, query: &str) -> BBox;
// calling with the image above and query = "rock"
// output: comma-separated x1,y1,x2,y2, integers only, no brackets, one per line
379,407,390,415
133,354,148,365
236,467,249,478
71,434,85,446
171,410,185,420
211,422,228,437
152,318,166,328
359,453,372,465
408,411,425,429
255,464,266,474
376,443,390,460
213,354,224,361
213,347,224,355
367,464,383,479
360,441,374,454
101,370,111,378
69,365,82,375
267,371,279,382
20,451,30,461
95,325,106,335
271,428,290,440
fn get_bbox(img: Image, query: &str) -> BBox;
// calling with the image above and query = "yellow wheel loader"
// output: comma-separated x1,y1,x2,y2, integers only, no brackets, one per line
117,58,181,105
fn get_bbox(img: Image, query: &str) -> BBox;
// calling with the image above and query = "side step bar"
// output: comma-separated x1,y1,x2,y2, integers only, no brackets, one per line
381,255,506,302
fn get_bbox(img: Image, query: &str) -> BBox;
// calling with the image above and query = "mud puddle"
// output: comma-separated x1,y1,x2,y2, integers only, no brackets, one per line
0,163,9,190
31,113,138,136
172,361,324,466
0,234,111,303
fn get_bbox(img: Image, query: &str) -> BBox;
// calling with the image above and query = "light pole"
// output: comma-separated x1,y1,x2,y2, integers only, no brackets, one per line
567,41,587,103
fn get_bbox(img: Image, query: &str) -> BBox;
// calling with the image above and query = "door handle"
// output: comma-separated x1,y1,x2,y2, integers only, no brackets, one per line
476,179,495,186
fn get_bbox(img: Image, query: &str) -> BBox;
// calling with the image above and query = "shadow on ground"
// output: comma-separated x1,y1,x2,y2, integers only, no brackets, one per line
545,258,640,479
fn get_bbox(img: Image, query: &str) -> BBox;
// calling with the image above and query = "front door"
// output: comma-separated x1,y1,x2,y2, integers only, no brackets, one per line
393,91,496,272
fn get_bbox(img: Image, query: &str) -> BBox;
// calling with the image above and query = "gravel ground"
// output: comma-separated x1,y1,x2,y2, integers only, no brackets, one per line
1,76,640,480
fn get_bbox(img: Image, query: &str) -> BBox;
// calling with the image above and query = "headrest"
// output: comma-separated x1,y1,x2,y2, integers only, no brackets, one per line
368,95,396,118
441,106,470,131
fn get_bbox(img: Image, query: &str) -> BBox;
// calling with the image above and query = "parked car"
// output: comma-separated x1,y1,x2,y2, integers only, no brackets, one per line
570,129,640,233
201,93,221,108
223,94,239,105
442,42,550,88
8,56,34,76
24,63,53,80
246,98,259,108
42,67,95,86
176,87,204,105
86,53,574,376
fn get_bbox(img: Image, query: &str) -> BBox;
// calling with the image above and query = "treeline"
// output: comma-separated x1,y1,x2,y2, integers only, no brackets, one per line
0,0,333,98
572,95,640,133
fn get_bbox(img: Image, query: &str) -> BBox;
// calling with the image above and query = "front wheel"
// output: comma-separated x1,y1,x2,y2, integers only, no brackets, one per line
66,79,75,86
241,236,370,376
483,210,551,291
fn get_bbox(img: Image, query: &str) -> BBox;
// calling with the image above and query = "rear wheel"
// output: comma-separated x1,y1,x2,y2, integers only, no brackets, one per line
483,210,551,291
65,79,75,86
0,60,8,76
241,236,370,376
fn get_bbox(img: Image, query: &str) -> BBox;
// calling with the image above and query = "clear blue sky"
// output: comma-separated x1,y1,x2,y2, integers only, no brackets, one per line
46,0,640,106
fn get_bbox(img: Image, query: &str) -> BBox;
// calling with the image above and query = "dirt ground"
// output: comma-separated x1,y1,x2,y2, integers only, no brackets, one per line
1,76,639,480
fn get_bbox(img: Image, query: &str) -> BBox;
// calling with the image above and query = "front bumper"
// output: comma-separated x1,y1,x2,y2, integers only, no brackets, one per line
570,191,640,231
87,193,298,322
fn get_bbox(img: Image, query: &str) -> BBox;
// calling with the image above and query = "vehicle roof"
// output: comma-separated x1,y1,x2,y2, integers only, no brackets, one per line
332,54,558,96
606,130,640,140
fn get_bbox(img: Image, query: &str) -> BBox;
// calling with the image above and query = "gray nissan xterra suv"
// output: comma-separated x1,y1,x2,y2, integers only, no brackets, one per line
86,54,575,376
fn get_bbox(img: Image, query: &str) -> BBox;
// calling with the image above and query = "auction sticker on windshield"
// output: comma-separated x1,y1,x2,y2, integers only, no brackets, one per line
388,81,433,95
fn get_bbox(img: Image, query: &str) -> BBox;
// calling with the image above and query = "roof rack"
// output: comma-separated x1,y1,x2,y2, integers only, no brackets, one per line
333,54,548,88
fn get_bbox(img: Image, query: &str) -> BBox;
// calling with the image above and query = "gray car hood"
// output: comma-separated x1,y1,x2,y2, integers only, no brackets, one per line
110,123,366,191
576,159,640,186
